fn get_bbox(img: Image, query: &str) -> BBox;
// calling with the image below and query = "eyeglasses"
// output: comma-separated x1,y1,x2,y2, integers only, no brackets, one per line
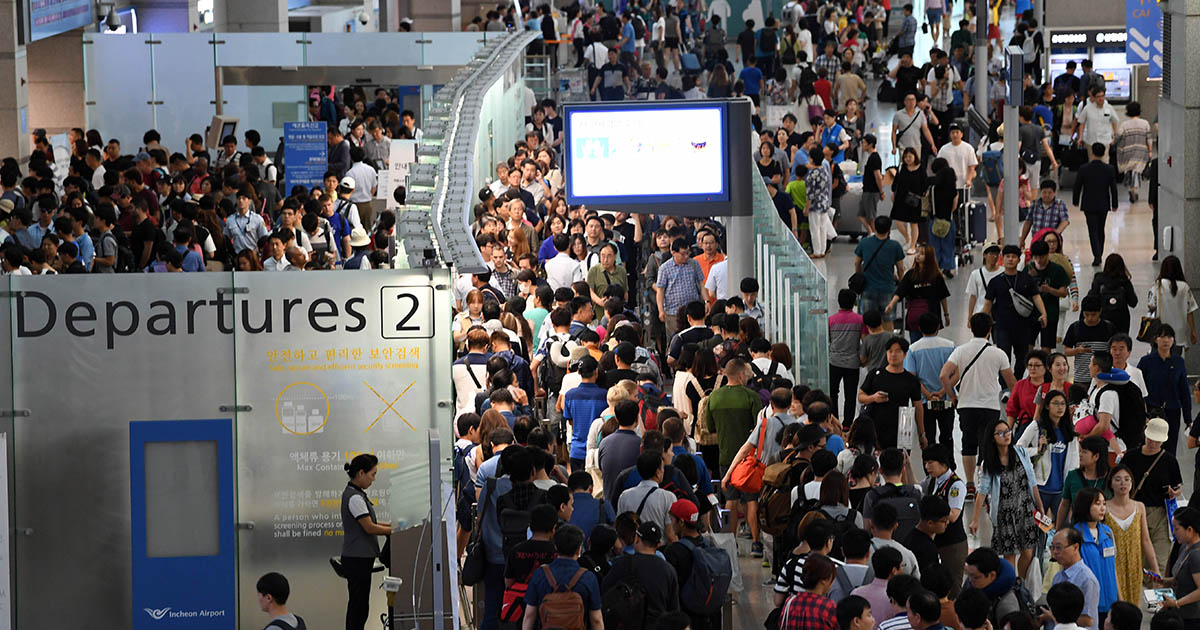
994,430,1012,438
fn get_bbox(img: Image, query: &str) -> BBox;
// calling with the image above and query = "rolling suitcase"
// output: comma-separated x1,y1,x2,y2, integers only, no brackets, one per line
968,201,988,244
680,44,702,77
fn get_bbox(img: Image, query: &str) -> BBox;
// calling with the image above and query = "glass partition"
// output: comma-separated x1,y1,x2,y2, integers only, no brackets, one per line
7,272,239,630
215,32,306,67
82,33,154,147
750,158,829,391
1,270,454,630
152,33,219,150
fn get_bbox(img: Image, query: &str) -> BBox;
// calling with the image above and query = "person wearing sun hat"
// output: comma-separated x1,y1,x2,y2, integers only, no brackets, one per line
1120,416,1184,568
342,227,372,270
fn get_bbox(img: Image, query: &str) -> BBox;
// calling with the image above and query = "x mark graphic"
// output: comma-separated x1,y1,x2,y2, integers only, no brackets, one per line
364,380,416,432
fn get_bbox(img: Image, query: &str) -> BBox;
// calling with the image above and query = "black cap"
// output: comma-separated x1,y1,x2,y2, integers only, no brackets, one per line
636,521,663,545
948,122,963,132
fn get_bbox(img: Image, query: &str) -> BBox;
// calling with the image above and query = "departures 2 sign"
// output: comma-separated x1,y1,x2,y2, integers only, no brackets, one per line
12,284,435,349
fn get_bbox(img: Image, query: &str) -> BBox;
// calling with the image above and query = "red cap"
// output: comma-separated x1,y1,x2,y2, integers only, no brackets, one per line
669,499,699,524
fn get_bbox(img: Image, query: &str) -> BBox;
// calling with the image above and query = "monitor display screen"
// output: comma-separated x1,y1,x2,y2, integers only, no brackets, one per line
1048,51,1131,100
564,102,730,205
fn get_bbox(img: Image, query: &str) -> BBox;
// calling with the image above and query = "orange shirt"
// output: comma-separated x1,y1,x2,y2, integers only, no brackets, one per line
695,252,726,282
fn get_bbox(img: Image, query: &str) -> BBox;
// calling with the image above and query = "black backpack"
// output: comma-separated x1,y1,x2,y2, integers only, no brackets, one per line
602,556,647,630
748,361,791,400
267,616,307,630
760,27,778,53
632,15,646,40
868,485,921,542
1096,382,1147,451
496,485,548,560
1093,277,1128,322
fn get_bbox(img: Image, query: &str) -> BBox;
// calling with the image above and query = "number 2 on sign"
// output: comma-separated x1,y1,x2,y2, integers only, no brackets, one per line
380,286,435,339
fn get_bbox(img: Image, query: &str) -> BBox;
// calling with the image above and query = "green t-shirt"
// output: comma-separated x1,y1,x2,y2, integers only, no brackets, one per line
525,306,549,343
1061,469,1111,510
785,179,807,210
703,385,763,469
1024,260,1070,322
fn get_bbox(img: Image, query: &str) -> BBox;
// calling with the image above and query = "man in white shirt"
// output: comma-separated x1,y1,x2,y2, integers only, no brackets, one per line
935,123,978,191
939,312,1017,494
1108,334,1147,396
263,232,292,271
749,337,796,384
705,259,730,302
583,39,609,68
616,453,679,540
965,243,1004,314
1076,86,1119,148
344,148,378,228
543,233,584,290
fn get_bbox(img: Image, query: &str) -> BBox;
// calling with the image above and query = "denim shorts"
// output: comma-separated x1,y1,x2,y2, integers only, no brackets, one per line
860,290,900,322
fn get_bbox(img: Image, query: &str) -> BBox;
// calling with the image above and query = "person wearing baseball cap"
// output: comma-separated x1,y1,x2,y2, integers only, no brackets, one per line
1119,416,1183,568
602,519,680,628
332,175,364,232
663,498,728,630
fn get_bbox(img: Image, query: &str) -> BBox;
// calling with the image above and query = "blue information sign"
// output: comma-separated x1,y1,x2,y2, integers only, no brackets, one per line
1126,0,1163,79
28,0,93,42
284,121,328,194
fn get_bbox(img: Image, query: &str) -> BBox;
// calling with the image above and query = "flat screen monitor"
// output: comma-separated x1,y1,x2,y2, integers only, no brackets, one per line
564,101,737,210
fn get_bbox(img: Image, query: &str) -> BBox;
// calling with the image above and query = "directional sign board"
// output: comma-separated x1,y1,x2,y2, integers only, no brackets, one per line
1127,0,1163,79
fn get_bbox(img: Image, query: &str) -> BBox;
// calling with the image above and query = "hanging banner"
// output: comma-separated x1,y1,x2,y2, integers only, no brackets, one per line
1126,0,1163,78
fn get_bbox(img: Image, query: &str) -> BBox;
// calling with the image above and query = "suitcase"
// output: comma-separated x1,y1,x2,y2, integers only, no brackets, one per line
834,185,870,242
968,201,988,244
681,52,702,76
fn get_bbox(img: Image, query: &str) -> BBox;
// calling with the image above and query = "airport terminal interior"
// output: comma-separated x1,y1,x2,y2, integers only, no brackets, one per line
0,0,1193,629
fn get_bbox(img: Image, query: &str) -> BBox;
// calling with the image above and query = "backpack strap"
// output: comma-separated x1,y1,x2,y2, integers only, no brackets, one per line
542,564,560,591
565,567,588,590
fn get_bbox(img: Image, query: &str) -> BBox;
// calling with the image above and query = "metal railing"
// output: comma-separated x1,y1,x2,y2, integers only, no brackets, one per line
751,158,830,392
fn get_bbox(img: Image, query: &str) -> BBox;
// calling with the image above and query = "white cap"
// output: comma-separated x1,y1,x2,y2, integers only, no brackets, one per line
339,176,356,191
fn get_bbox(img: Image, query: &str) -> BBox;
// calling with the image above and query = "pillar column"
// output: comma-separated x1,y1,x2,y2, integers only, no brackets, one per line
1159,0,1200,372
0,0,28,163
404,0,462,31
219,0,287,32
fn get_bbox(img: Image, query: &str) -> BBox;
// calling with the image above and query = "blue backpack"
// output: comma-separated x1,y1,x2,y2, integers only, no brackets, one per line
980,150,1004,186
677,538,733,615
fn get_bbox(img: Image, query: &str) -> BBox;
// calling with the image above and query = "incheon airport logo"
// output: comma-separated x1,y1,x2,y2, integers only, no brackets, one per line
143,606,227,620
143,608,171,620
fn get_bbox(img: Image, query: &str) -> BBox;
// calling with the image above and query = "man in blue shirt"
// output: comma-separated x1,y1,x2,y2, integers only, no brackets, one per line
563,356,608,471
738,57,764,105
1049,528,1100,629
522,524,604,629
898,4,918,56
566,471,615,539
172,226,205,272
618,11,637,69
904,313,958,451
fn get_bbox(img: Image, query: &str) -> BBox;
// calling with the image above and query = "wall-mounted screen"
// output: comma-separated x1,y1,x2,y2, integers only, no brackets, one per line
563,100,754,216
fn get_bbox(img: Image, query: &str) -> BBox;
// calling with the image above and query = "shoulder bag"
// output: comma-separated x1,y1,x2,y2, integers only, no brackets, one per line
730,416,770,494
1137,282,1163,343
848,237,889,294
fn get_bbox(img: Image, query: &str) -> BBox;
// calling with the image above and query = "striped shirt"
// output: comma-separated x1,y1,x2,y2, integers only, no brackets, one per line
879,612,914,630
829,309,866,369
775,551,845,597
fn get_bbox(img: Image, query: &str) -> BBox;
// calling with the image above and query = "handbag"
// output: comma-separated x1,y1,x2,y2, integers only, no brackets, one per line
730,415,770,494
931,218,951,238
1137,284,1163,343
461,477,495,586
1006,275,1036,318
920,187,934,219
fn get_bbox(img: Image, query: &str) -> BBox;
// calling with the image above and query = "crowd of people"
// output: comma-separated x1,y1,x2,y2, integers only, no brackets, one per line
445,2,1195,630
0,85,424,276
